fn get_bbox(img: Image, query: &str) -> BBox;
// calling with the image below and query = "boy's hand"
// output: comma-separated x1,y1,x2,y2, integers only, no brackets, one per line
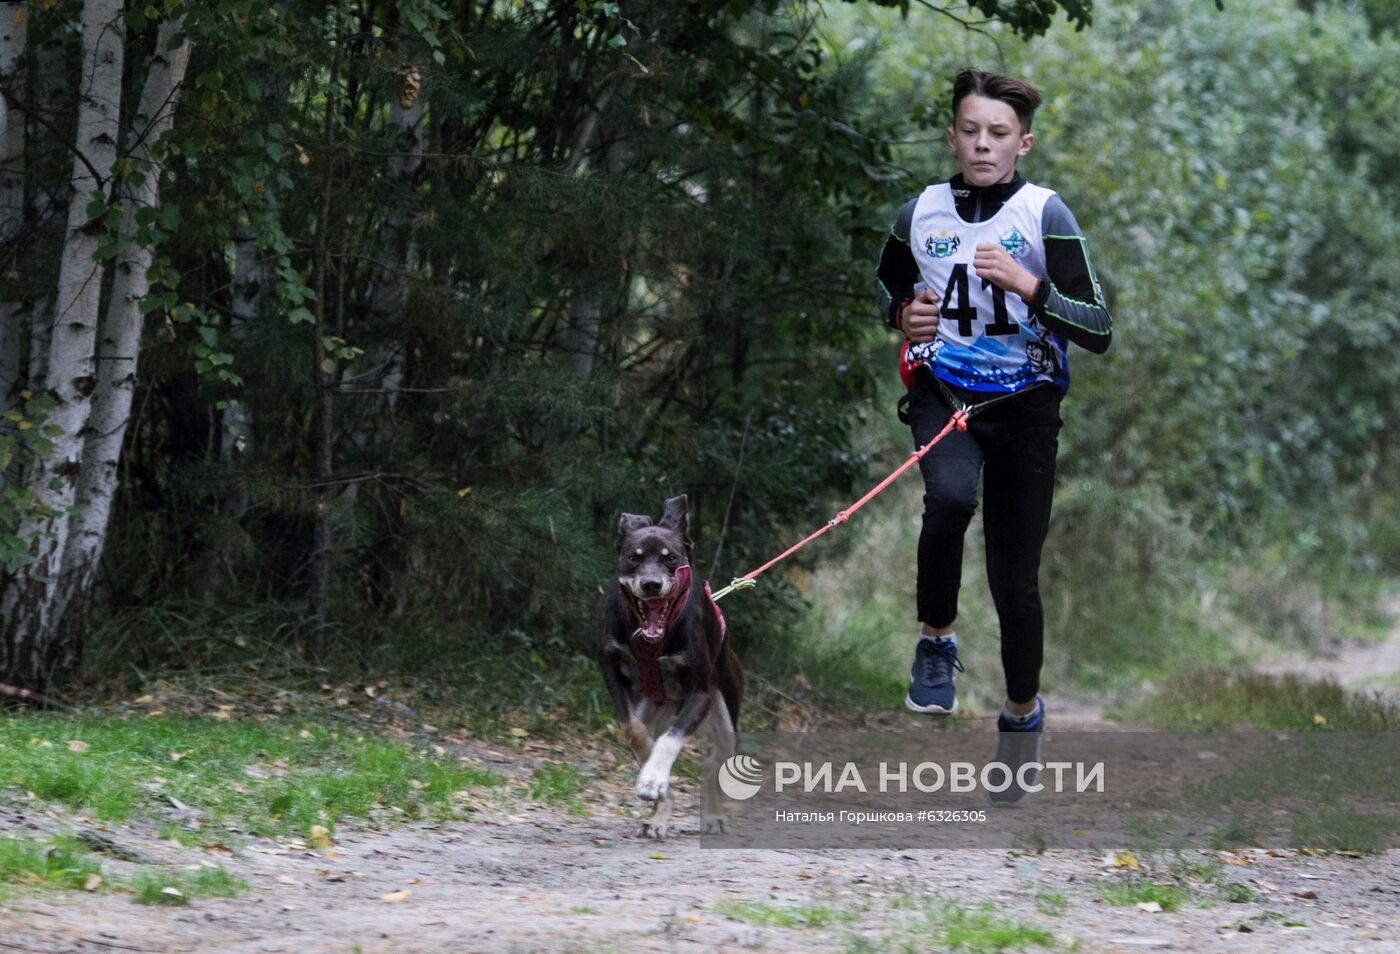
900,286,940,343
973,244,1039,301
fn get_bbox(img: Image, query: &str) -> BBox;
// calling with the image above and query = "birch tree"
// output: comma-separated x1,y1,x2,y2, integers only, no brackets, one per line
62,18,192,613
0,0,124,686
0,1,26,418
1,3,191,687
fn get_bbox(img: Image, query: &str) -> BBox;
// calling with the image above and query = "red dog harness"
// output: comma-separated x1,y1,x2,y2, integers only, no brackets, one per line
623,564,727,706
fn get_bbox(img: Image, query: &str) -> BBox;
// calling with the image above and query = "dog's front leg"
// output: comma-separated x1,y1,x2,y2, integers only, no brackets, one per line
635,687,711,804
601,643,651,763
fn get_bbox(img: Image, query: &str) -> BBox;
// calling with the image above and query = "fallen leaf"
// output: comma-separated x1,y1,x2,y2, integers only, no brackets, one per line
509,727,528,738
66,740,89,752
309,825,332,849
382,889,412,904
1113,851,1141,871
1297,889,1317,900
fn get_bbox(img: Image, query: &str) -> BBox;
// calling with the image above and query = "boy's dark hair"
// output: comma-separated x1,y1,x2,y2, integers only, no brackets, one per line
951,69,1042,132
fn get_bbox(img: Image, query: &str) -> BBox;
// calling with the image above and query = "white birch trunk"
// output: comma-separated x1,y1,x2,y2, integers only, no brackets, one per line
352,86,423,450
0,2,27,416
221,215,270,463
0,0,123,686
61,19,191,610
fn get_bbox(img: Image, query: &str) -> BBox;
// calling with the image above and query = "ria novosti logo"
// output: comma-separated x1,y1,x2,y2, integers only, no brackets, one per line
717,755,764,800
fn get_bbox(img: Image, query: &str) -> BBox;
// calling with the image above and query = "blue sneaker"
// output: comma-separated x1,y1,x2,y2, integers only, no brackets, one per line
988,697,1045,807
905,636,963,714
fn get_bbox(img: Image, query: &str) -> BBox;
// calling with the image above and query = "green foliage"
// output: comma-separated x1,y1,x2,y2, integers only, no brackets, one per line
6,0,1395,700
0,393,62,575
817,0,1400,690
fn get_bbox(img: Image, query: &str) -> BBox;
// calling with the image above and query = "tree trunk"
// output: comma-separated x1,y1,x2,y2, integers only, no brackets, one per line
0,1,26,416
22,7,73,399
0,0,123,688
306,40,339,664
61,19,191,615
220,222,266,467
352,72,422,452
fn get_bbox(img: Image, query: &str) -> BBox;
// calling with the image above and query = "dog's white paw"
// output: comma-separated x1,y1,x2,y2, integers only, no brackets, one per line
701,813,731,835
638,819,670,840
635,774,669,802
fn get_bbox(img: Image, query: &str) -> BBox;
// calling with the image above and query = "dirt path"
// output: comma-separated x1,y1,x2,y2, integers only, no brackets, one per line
4,712,1400,954
4,597,1400,953
1263,591,1400,696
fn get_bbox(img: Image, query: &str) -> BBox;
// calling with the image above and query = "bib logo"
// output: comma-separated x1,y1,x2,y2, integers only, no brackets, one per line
925,231,960,259
999,227,1030,259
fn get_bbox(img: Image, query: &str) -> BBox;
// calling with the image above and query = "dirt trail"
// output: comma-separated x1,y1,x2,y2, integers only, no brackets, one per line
1263,591,1400,696
4,711,1400,954
3,600,1400,953
4,781,1400,953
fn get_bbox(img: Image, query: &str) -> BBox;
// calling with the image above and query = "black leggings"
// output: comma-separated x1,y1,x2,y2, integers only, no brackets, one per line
905,369,1063,704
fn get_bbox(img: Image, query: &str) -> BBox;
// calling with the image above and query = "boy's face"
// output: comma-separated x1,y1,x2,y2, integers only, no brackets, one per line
946,94,1034,187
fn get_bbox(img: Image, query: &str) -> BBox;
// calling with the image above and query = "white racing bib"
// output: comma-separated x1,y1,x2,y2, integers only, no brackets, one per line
906,182,1068,392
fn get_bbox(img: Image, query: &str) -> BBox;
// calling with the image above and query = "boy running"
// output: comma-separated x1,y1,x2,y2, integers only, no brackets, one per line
873,69,1112,802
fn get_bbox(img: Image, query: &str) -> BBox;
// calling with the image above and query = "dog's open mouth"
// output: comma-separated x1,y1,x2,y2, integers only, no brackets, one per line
630,596,672,642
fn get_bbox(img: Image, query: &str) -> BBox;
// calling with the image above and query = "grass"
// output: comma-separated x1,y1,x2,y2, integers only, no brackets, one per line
714,899,859,929
938,901,1058,953
1222,882,1254,903
0,836,104,895
1096,879,1189,912
1290,809,1400,854
0,712,508,842
1034,889,1068,916
722,893,1059,954
528,763,590,815
1112,672,1400,852
861,898,1057,954
0,834,243,906
1112,668,1400,731
130,866,245,905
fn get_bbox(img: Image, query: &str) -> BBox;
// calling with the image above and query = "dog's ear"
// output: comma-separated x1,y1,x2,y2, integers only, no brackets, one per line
659,495,694,552
617,512,653,548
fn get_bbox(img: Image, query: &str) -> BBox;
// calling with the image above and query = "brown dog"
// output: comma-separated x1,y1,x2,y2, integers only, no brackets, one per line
598,494,743,838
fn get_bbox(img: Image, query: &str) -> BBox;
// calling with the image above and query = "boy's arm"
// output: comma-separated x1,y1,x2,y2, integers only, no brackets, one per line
1030,194,1113,354
874,198,920,331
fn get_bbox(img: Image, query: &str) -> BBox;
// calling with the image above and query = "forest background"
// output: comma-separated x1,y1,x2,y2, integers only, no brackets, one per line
1,0,1396,722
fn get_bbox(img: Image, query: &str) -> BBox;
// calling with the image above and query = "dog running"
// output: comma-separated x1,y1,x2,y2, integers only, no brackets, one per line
598,494,743,838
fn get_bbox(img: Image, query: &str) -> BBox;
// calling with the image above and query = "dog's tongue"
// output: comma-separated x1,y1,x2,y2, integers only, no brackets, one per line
636,598,669,641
